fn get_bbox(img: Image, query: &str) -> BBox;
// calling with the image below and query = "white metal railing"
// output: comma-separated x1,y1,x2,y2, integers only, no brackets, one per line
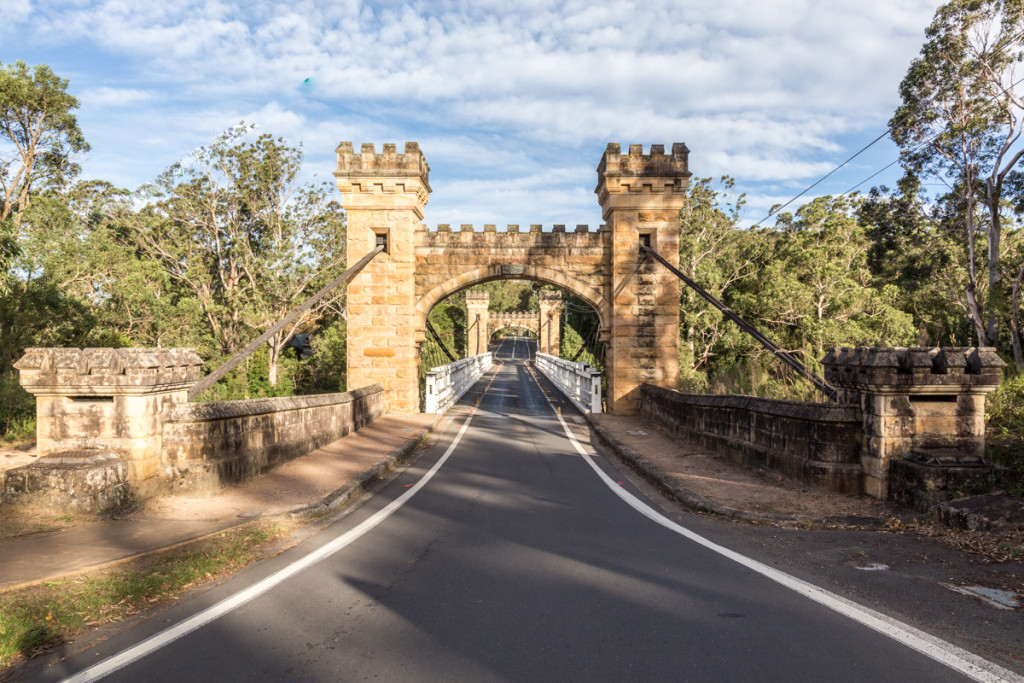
424,353,494,413
533,353,602,413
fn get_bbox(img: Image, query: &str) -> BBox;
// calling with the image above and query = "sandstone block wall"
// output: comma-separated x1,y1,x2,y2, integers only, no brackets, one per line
640,384,864,493
11,348,389,511
598,144,688,414
161,384,385,492
337,141,688,415
823,346,1005,498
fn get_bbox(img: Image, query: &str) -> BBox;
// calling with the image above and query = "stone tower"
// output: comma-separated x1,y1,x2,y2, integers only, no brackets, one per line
538,291,562,356
596,144,689,414
335,142,430,414
465,291,490,356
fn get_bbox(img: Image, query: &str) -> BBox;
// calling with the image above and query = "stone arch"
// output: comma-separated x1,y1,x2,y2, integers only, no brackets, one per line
414,265,609,336
337,141,688,414
490,325,538,339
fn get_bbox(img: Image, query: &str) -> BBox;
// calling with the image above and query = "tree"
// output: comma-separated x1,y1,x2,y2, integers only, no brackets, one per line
857,178,973,346
677,177,762,387
0,61,88,287
890,0,1024,365
133,128,347,386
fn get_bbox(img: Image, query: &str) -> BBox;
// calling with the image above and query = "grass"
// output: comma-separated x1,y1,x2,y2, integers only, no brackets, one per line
1,415,35,447
0,522,287,670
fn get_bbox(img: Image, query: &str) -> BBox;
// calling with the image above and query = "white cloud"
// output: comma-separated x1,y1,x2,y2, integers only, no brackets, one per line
0,0,32,23
6,0,941,224
79,86,153,107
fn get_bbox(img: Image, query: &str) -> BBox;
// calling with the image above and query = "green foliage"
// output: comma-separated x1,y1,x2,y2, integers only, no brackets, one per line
890,0,1024,361
987,372,1024,444
0,373,34,441
466,280,537,313
680,180,917,399
428,299,467,357
0,523,283,668
0,61,88,232
132,126,347,387
295,320,348,394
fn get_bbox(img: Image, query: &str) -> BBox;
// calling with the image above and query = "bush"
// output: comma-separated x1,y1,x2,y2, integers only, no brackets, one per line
0,374,35,443
986,371,1024,472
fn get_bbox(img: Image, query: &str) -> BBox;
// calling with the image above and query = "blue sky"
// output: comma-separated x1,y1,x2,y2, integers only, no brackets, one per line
2,0,940,228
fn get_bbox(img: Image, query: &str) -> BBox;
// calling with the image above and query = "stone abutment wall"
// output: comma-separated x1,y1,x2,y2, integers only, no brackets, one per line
640,385,864,493
161,385,385,493
641,346,1005,500
5,348,386,512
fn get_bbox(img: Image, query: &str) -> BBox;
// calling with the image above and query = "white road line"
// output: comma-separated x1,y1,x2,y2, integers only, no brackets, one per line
528,370,1022,683
60,377,499,683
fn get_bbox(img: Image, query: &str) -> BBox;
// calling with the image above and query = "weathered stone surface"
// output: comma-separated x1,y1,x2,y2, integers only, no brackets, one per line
889,451,996,512
823,346,1004,499
640,384,864,494
15,347,202,392
2,456,134,514
160,384,385,493
16,348,203,482
337,142,687,415
9,346,389,511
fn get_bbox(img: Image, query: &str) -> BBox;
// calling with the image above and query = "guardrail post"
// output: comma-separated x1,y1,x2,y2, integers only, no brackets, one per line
589,368,602,413
425,371,439,413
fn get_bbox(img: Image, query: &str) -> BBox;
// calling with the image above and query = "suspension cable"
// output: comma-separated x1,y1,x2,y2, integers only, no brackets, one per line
188,245,385,400
426,320,458,362
640,246,837,402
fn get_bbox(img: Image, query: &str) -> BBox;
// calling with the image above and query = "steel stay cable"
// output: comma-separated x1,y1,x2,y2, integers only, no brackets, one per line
188,245,385,400
640,246,837,402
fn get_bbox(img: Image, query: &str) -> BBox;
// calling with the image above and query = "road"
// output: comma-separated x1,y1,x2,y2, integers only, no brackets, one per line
31,337,1012,682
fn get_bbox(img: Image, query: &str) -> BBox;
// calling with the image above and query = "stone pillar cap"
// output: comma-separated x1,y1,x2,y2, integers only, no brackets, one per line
15,347,204,394
821,346,1004,390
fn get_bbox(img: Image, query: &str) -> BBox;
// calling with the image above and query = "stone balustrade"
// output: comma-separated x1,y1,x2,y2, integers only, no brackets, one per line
6,347,386,512
640,346,1005,500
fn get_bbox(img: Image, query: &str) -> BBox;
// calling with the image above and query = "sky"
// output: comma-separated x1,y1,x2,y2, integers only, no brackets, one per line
1,0,941,229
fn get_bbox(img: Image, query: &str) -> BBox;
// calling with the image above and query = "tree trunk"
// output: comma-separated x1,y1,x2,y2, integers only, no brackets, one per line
267,335,282,387
985,193,1002,347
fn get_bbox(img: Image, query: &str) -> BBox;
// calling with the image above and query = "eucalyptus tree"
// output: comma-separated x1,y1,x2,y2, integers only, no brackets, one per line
0,61,88,289
134,129,347,386
890,0,1024,366
677,176,762,387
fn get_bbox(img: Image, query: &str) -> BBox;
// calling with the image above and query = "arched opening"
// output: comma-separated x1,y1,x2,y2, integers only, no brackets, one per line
415,265,609,336
491,326,538,343
416,274,606,410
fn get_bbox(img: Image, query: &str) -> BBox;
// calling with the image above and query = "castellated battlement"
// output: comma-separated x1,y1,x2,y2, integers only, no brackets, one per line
414,223,607,249
418,223,604,234
334,142,430,186
597,143,691,178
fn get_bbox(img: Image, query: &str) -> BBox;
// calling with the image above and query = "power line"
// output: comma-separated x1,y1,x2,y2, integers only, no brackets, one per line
748,46,1024,228
837,74,1024,199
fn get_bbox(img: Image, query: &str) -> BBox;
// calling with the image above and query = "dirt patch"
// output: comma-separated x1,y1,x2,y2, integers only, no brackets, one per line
0,444,36,474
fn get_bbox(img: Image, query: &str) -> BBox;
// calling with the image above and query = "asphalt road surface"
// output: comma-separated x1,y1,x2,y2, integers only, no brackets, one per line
30,337,1014,682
